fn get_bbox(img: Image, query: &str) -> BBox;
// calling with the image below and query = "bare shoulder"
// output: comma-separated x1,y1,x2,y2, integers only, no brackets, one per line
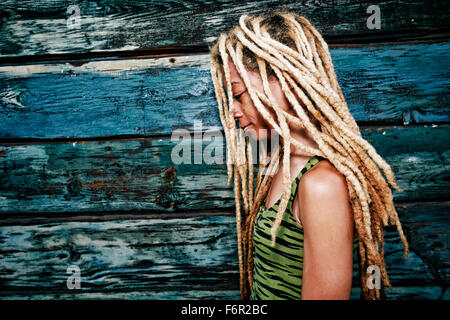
300,160,348,196
293,160,352,226
297,160,354,299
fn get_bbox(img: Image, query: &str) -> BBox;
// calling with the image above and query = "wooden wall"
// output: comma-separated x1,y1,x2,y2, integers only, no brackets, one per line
0,0,449,299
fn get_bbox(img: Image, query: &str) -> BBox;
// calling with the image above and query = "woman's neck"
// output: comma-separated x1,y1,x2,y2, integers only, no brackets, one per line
282,128,319,160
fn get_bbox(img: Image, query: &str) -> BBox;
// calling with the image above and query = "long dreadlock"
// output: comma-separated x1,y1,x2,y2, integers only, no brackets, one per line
209,11,409,300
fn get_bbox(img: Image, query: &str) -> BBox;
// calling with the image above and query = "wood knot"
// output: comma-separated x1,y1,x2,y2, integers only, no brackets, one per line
163,166,177,183
66,176,82,199
155,166,185,210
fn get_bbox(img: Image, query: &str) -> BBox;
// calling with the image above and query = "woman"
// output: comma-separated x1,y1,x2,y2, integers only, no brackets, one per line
209,12,408,300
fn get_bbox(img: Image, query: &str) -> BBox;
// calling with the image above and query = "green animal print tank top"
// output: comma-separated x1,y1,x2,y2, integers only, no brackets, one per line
250,155,359,300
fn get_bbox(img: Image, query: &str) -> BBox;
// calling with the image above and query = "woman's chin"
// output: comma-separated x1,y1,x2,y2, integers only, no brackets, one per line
241,126,273,143
243,127,258,140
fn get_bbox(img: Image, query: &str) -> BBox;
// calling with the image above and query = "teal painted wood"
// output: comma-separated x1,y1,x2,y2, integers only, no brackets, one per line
0,0,449,57
0,202,447,299
331,42,450,124
394,202,450,286
0,41,449,139
350,286,446,300
0,125,448,214
0,215,240,299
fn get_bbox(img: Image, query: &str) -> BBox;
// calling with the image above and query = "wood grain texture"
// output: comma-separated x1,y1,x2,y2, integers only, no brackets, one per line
0,41,449,140
0,125,448,214
0,202,448,299
0,215,239,299
395,202,450,286
0,1,448,300
1,0,449,57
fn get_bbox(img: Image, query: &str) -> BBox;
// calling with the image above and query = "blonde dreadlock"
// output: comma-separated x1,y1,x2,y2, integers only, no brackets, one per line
209,11,409,300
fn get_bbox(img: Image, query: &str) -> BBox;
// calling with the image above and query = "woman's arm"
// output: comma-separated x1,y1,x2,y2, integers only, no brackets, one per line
295,164,354,300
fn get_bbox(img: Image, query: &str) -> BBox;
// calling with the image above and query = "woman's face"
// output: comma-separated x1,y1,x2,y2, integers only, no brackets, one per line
222,60,291,141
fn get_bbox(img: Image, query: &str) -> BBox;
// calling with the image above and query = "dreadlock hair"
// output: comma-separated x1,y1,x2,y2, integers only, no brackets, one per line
209,11,409,300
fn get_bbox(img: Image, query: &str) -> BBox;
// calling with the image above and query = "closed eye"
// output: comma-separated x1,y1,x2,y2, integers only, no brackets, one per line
233,91,245,100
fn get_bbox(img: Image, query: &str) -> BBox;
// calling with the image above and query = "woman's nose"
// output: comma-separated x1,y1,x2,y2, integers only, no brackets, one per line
234,106,243,120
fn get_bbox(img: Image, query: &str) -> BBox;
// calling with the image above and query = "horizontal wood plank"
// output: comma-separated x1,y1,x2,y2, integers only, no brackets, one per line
0,41,449,140
0,215,240,299
0,0,449,58
0,290,242,300
0,201,448,299
395,202,450,285
0,125,448,214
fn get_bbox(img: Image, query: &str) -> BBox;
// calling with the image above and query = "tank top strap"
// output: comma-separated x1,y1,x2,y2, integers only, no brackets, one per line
262,155,327,209
289,155,327,202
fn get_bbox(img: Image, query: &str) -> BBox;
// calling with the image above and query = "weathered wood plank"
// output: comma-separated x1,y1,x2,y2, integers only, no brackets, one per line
350,286,446,300
0,290,242,300
352,201,449,299
0,0,449,57
0,202,448,299
0,125,448,214
0,215,240,299
0,41,449,139
395,202,450,285
331,42,450,124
